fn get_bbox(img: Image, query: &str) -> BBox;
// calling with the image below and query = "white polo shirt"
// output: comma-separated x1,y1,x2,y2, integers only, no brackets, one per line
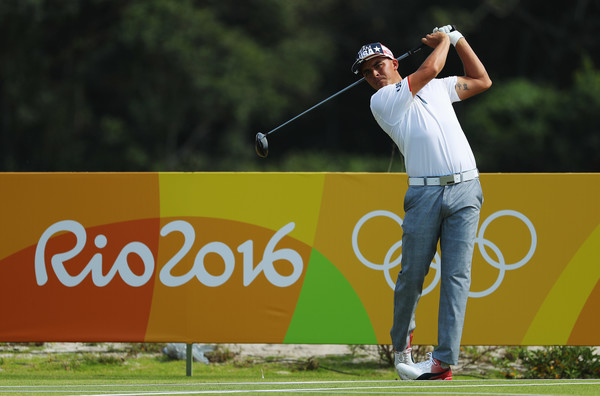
370,76,476,178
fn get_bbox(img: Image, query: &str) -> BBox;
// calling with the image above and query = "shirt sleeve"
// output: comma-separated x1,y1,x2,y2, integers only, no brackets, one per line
369,81,414,128
442,76,461,103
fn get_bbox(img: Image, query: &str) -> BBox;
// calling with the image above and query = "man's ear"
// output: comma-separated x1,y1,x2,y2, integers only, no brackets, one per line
392,59,399,70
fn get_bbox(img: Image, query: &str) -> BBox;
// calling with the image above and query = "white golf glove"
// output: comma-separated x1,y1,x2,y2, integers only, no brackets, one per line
433,25,464,46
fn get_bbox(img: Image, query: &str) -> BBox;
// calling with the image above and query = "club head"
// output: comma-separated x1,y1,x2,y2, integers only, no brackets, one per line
255,132,269,158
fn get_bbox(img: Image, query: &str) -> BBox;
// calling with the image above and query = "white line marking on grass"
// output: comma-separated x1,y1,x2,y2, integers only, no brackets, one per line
59,381,600,396
296,392,566,396
0,380,398,389
2,380,597,395
295,391,593,396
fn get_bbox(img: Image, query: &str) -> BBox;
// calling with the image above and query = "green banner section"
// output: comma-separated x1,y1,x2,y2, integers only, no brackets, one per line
284,249,377,344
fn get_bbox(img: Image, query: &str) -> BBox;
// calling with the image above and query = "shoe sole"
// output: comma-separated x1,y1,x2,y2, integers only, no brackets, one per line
416,369,452,381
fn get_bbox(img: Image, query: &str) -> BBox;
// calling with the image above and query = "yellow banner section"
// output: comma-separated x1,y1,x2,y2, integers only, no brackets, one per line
462,174,599,345
522,224,600,345
0,173,597,345
147,173,325,342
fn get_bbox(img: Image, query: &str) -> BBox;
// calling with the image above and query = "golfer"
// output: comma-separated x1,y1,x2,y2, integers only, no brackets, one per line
351,26,492,380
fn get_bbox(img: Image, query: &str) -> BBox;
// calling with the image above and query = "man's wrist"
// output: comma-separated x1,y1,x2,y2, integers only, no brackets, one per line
448,31,464,46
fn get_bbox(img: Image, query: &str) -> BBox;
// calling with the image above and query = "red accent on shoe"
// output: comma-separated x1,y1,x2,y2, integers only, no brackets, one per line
416,358,452,380
417,367,452,380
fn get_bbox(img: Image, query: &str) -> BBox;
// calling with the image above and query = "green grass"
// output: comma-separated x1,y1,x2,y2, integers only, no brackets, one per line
1,349,600,395
0,352,393,380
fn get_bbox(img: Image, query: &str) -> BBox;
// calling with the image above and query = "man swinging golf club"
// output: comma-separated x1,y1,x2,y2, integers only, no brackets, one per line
352,25,491,380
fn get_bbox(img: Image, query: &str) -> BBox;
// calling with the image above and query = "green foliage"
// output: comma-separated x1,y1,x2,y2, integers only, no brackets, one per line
122,342,166,357
463,79,561,171
560,57,600,170
0,0,334,171
295,357,320,371
376,345,394,366
490,346,600,379
349,344,369,358
205,345,238,363
518,346,600,379
0,0,598,172
464,58,600,171
45,353,124,371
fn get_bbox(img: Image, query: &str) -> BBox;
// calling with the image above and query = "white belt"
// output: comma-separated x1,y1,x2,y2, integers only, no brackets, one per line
408,169,479,186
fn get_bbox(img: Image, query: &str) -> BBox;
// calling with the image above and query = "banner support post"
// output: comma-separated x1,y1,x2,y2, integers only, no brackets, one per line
186,344,193,376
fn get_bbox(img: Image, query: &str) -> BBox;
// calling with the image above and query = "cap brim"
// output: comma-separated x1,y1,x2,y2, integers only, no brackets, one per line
351,54,388,74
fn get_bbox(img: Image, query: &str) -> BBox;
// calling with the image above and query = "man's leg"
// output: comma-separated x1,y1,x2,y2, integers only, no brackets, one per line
434,179,483,365
390,186,443,351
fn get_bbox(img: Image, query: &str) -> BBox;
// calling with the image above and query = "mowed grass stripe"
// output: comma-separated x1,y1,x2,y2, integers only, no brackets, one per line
1,380,598,396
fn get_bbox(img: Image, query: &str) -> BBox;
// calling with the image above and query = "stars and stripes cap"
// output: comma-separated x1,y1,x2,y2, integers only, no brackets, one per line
351,43,395,74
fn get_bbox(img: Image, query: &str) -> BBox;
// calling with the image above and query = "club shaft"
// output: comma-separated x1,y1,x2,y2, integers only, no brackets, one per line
265,43,426,137
266,78,365,136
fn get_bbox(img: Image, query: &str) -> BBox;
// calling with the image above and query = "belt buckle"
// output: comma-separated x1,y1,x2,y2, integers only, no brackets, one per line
439,174,460,186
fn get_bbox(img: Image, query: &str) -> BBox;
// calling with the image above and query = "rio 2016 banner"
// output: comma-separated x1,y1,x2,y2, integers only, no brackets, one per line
0,173,598,346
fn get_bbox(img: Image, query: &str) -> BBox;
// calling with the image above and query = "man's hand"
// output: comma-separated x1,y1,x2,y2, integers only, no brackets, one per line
433,25,464,47
410,32,451,97
421,31,450,49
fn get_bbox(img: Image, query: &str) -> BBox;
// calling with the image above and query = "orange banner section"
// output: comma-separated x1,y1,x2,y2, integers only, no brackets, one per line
0,173,598,345
0,173,158,341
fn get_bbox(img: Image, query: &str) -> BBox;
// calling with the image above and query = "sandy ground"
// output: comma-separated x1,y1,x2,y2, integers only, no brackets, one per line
218,343,363,358
18,342,366,358
0,342,497,374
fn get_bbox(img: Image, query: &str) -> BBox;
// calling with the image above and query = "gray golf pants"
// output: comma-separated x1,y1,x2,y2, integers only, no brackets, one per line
390,178,483,365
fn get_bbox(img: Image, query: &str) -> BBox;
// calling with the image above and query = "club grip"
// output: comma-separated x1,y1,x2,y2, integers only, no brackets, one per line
412,25,457,52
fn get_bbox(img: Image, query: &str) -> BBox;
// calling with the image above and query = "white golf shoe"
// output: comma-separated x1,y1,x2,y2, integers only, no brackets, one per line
394,346,415,380
396,352,453,380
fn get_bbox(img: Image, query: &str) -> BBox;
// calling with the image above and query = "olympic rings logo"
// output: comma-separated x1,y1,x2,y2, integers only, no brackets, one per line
351,210,537,298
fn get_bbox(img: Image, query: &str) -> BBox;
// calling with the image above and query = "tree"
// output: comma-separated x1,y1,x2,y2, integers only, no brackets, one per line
0,0,598,172
0,0,334,170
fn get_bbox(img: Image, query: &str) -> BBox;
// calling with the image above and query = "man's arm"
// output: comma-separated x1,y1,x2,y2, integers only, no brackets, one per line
454,37,492,100
407,32,451,97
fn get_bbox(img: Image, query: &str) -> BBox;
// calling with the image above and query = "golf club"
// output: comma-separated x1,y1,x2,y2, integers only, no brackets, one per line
255,26,455,158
